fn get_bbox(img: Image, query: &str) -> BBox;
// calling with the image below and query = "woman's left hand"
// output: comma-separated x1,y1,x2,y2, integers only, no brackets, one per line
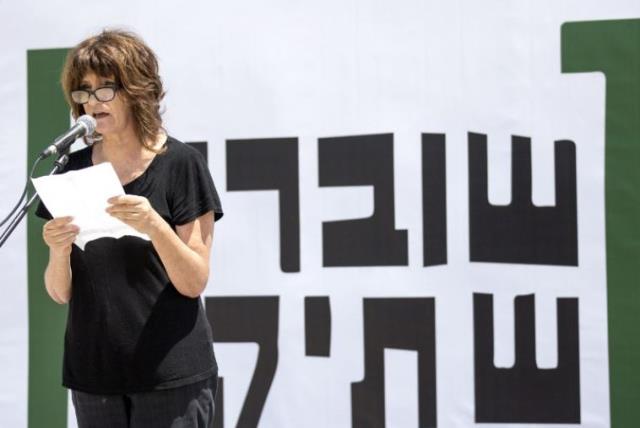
106,195,164,236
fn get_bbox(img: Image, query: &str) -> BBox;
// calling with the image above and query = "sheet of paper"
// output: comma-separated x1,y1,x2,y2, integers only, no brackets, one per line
31,162,150,250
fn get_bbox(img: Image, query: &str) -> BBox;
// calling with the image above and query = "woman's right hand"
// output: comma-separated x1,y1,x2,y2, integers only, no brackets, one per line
42,216,79,256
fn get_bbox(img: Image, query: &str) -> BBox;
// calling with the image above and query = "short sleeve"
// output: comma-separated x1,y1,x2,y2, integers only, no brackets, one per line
35,200,53,221
169,145,224,226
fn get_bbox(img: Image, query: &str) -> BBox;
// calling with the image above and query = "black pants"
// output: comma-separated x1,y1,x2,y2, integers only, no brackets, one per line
71,376,217,428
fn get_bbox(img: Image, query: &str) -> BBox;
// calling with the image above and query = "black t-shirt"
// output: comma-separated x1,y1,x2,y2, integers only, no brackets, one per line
36,136,223,394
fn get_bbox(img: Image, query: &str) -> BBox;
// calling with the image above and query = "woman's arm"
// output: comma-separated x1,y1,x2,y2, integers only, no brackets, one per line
106,195,214,298
150,211,214,298
44,250,72,304
42,216,78,304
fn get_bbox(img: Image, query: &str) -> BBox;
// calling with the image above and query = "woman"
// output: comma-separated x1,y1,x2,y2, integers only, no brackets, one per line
36,29,223,427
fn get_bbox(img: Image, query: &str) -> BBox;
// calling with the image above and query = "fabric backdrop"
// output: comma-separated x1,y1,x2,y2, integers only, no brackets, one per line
0,1,639,427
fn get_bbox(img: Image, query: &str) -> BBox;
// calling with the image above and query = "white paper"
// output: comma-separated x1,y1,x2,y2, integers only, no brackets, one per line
32,162,150,250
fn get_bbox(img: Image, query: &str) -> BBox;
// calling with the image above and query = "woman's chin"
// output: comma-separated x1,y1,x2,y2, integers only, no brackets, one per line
95,126,112,136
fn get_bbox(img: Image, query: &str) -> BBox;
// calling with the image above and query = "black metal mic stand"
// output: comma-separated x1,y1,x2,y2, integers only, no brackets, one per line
0,152,69,248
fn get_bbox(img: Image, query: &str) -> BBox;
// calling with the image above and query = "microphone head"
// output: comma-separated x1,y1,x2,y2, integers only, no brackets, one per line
77,114,97,135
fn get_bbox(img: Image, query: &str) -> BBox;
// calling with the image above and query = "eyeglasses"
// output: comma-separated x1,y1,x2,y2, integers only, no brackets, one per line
70,85,119,104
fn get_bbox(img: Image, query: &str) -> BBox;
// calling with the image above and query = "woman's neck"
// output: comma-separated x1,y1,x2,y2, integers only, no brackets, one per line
99,128,152,164
95,130,166,166
102,127,137,153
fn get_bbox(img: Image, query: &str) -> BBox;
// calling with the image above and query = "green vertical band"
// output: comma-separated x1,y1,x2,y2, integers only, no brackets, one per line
562,19,640,427
27,48,70,428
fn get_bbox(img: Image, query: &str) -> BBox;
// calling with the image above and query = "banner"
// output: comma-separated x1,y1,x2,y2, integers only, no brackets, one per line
0,1,639,427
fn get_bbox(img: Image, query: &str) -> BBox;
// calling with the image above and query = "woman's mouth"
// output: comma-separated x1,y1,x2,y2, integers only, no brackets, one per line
93,112,109,120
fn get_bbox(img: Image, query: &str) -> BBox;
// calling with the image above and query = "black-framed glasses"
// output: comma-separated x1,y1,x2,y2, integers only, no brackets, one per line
70,85,119,104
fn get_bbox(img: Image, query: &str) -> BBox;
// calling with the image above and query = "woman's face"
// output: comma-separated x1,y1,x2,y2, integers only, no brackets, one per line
78,72,133,138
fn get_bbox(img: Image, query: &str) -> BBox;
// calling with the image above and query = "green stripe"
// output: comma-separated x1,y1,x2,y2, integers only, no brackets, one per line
562,19,640,426
27,48,70,428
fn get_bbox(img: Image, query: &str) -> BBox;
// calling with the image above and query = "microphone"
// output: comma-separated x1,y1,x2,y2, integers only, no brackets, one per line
40,115,97,158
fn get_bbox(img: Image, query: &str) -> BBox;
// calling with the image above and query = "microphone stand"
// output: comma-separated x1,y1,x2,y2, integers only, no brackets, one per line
0,152,70,248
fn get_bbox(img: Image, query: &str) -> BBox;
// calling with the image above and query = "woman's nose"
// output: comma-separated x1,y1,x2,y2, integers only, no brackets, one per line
86,94,99,106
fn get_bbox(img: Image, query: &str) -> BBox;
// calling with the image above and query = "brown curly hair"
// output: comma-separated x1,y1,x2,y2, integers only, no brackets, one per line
61,29,165,151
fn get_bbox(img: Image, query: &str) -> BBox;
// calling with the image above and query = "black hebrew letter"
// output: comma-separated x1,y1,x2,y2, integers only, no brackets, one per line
305,296,331,357
468,133,577,265
422,133,447,266
351,298,437,428
205,296,280,428
227,138,300,272
473,293,580,423
319,134,408,266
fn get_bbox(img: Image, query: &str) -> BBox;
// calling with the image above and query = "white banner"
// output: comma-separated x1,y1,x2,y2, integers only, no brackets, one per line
2,1,639,427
